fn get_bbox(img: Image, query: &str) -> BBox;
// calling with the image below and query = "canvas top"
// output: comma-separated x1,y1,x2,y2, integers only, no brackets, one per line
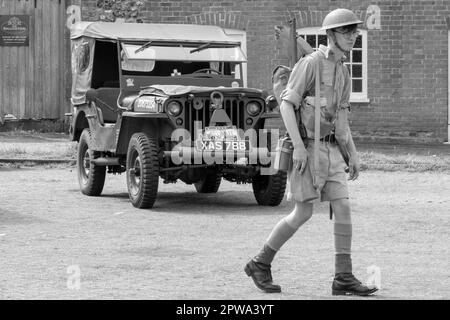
70,22,241,46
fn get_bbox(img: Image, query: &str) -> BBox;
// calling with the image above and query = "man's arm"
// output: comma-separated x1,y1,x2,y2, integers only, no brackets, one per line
280,100,305,149
346,127,357,158
339,65,359,180
280,100,308,173
346,124,360,179
279,57,315,173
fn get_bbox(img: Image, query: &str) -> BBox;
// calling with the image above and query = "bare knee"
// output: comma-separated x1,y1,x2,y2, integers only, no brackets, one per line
331,198,351,224
285,201,313,229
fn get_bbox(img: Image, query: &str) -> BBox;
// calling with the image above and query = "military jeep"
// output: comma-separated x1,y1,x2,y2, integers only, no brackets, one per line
68,22,286,208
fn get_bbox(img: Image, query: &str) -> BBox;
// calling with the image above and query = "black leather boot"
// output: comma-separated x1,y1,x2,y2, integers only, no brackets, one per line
332,273,378,296
244,260,281,293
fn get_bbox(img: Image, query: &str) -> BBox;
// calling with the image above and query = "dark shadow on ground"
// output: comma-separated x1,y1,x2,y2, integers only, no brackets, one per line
0,208,50,225
151,191,290,215
85,190,290,215
101,192,129,199
0,164,36,171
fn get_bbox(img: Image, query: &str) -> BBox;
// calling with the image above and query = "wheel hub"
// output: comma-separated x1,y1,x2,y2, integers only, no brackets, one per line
129,155,142,196
81,149,91,182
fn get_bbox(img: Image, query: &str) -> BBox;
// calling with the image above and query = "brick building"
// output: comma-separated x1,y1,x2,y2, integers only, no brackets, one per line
72,0,450,143
2,0,450,143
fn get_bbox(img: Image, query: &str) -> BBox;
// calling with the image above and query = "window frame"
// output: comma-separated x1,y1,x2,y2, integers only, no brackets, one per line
297,26,369,103
224,28,247,87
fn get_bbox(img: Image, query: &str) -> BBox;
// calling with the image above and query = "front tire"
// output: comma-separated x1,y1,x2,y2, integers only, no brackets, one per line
252,171,287,206
126,133,159,208
77,128,106,196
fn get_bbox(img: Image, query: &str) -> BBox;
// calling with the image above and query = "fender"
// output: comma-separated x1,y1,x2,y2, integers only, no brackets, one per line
71,104,91,141
115,113,175,155
71,103,117,152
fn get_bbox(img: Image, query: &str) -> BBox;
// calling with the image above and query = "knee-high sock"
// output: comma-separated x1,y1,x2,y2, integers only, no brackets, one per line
254,218,297,265
267,218,298,251
334,222,352,274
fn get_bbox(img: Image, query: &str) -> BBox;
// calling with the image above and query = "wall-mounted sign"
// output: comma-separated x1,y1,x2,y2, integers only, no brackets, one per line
0,15,30,46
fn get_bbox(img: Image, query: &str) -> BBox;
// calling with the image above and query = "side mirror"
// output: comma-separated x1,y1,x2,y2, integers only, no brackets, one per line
86,89,98,102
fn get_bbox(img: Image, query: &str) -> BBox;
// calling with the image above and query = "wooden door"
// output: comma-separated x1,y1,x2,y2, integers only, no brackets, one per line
0,0,69,120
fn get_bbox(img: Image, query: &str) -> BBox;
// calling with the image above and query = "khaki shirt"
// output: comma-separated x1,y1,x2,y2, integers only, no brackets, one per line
280,45,351,141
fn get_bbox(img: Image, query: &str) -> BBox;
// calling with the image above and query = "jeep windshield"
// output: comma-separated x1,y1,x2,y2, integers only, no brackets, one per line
120,42,246,83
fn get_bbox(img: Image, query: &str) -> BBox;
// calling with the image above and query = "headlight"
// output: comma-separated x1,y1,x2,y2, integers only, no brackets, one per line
166,100,183,117
246,101,262,116
122,95,139,110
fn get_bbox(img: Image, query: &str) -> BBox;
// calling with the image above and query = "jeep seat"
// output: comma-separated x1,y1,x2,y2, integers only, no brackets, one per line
95,88,120,123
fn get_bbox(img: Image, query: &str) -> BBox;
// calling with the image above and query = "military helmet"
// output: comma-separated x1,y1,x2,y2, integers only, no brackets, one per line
320,8,363,30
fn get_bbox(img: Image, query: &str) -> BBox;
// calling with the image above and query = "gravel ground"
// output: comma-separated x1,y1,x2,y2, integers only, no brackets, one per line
0,165,449,300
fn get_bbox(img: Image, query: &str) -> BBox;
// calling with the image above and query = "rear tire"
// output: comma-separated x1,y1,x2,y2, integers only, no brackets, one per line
126,133,159,208
194,170,222,193
252,171,287,206
77,128,106,196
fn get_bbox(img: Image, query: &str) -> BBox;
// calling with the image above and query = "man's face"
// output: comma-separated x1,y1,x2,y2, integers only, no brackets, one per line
333,25,360,52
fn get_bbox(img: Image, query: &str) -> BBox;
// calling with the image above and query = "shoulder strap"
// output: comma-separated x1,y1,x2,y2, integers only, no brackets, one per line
313,53,321,186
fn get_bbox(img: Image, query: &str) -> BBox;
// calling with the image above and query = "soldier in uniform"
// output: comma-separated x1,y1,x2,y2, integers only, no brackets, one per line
245,8,378,296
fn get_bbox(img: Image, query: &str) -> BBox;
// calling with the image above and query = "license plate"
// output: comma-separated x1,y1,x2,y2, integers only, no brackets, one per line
200,125,240,141
195,140,250,151
196,126,249,152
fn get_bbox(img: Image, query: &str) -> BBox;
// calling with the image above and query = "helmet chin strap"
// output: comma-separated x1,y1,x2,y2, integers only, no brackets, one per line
330,31,348,57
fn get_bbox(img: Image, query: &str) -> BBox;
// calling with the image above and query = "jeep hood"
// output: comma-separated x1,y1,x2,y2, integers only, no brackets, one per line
139,85,264,97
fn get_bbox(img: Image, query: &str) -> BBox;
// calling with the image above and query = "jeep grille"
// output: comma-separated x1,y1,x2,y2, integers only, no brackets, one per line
185,98,245,136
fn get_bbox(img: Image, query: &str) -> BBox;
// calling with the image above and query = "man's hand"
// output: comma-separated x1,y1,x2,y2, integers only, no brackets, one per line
275,25,291,42
292,146,309,174
348,155,360,181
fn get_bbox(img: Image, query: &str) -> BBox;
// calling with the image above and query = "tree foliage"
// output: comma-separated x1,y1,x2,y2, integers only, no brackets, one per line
96,0,144,22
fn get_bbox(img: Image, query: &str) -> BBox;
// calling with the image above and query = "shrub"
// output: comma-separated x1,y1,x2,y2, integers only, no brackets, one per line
96,0,144,22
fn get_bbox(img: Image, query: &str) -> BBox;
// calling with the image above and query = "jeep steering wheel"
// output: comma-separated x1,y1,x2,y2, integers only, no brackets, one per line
193,68,222,75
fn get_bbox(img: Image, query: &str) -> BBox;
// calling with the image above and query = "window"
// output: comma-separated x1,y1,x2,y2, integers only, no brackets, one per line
119,42,245,78
91,41,119,88
297,27,369,103
224,28,247,87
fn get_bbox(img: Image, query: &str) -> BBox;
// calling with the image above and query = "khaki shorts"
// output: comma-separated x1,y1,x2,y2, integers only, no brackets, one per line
286,139,349,203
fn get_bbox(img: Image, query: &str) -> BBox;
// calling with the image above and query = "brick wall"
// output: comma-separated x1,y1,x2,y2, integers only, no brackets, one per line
74,0,450,142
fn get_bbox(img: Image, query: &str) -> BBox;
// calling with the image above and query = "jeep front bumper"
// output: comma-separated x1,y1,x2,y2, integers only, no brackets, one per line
163,146,274,166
